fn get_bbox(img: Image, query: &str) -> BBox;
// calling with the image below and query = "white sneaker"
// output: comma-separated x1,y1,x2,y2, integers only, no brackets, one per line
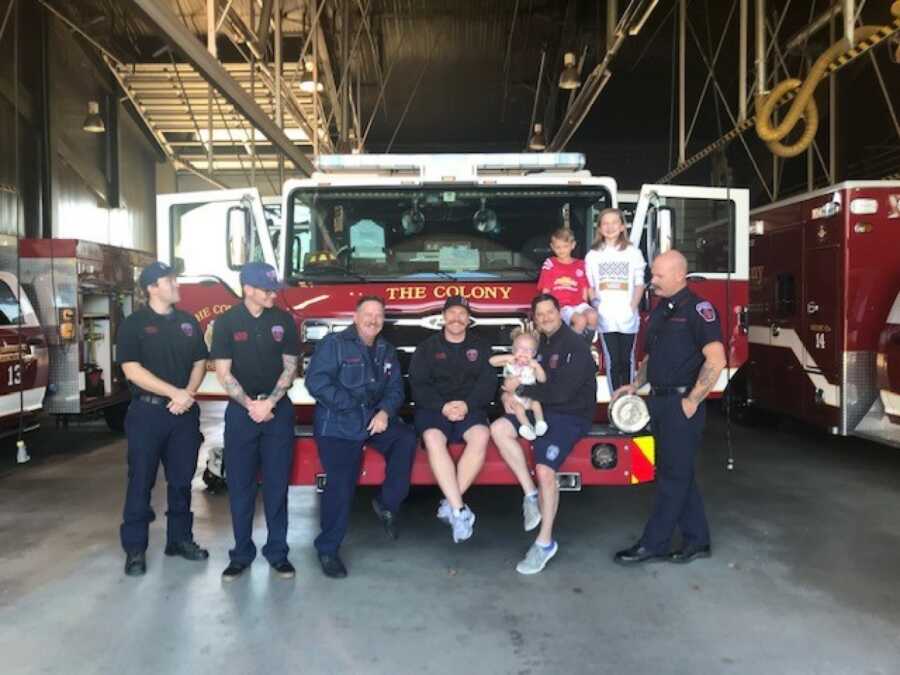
523,493,541,531
534,420,548,436
451,506,476,543
436,499,452,524
516,541,558,575
519,424,537,441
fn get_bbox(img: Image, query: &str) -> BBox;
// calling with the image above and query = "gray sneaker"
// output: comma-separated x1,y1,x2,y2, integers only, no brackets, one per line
436,499,452,524
523,493,542,532
451,506,476,543
516,541,558,575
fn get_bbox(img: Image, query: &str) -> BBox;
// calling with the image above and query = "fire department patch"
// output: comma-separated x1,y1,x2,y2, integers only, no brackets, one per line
435,352,447,360
466,348,478,362
696,301,716,323
271,325,284,342
549,353,560,369
180,322,194,337
234,331,249,342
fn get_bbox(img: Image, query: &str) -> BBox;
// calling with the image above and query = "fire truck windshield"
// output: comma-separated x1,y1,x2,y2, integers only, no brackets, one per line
286,186,611,282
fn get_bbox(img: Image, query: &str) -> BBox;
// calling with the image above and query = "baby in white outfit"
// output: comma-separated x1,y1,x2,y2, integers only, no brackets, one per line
490,330,548,440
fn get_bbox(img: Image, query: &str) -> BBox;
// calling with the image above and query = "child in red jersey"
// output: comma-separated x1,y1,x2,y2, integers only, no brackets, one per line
537,228,597,340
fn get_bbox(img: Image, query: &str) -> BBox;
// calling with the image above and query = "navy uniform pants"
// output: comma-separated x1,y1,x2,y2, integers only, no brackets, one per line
224,397,295,566
640,395,711,553
314,419,417,555
120,399,202,554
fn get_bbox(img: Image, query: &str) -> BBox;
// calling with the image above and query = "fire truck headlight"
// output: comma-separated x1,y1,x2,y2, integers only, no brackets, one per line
591,443,617,470
302,322,330,342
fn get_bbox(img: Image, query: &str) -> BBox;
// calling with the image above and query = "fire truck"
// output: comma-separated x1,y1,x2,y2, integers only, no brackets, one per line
742,181,900,447
158,153,749,489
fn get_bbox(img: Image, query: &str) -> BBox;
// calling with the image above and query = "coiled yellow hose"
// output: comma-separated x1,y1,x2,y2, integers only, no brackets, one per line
755,2,900,158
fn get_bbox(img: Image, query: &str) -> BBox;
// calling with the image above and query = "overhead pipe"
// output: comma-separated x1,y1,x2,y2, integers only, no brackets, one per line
755,2,900,158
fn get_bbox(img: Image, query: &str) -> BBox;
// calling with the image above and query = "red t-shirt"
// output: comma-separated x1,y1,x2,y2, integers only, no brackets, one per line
537,257,589,307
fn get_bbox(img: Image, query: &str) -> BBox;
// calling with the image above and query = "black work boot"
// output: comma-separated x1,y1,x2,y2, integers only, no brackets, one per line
164,540,210,561
125,551,147,577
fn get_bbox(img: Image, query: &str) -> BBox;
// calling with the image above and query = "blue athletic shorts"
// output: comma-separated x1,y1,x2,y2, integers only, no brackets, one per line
503,410,591,470
415,408,489,444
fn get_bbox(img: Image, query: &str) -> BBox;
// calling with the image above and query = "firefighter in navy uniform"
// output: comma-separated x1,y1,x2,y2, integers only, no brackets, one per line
305,295,416,579
117,261,209,577
612,250,726,565
211,262,300,582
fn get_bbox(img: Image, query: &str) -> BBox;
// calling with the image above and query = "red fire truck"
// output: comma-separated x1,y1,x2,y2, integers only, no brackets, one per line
157,153,749,489
743,181,900,447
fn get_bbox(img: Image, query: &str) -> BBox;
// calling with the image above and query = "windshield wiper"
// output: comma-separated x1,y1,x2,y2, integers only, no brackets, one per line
292,267,368,283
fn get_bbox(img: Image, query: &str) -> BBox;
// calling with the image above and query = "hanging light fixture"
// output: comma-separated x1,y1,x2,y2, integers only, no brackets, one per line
299,59,324,93
528,123,546,151
82,101,105,133
558,52,581,90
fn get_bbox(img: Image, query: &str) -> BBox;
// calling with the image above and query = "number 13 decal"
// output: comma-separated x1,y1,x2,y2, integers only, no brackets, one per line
7,364,21,386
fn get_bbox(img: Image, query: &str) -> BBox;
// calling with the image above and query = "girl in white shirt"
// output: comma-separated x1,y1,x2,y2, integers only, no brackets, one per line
584,208,647,393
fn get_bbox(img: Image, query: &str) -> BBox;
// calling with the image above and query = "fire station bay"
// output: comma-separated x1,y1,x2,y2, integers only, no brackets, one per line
4,2,900,674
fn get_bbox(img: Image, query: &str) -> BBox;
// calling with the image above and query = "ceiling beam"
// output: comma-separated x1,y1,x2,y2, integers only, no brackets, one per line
257,0,275,55
128,0,314,175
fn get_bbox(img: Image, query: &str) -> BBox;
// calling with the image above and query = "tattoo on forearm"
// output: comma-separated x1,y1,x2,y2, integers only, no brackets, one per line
268,355,298,404
688,362,721,405
633,358,648,387
224,374,252,408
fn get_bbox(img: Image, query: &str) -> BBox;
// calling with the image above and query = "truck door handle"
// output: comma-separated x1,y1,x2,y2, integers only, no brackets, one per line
806,301,819,314
770,323,780,337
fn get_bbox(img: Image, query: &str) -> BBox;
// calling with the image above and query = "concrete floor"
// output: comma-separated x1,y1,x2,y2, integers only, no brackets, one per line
1,408,899,675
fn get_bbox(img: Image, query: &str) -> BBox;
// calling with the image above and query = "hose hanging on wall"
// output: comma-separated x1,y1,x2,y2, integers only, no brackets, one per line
755,2,900,158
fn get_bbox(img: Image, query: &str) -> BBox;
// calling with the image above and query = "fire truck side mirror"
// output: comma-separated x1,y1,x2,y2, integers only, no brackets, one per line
172,257,185,275
657,207,675,254
227,205,252,268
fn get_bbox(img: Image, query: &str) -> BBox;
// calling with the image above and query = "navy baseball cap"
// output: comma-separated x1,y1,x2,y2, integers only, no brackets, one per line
443,295,470,312
139,261,175,289
239,261,282,291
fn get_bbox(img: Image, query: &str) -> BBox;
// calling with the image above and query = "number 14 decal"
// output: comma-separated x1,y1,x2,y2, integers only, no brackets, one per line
814,332,826,350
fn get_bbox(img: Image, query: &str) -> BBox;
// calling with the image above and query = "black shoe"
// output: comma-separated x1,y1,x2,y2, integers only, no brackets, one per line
164,540,209,561
124,551,146,577
318,553,348,579
271,560,296,579
613,544,667,566
371,498,399,540
668,544,711,564
221,561,248,581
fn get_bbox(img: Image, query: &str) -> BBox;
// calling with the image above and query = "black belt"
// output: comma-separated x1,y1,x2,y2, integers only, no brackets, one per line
137,394,171,406
650,386,689,396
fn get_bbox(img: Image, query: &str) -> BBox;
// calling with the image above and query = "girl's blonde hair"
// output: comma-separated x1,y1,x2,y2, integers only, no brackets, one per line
509,327,539,349
592,208,630,251
550,227,576,243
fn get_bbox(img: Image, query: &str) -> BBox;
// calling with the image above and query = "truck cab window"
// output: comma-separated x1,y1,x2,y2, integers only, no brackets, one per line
0,281,19,326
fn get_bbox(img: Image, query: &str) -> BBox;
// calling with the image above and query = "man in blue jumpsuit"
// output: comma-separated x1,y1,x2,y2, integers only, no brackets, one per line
211,262,300,581
117,261,209,576
612,250,726,565
305,295,416,579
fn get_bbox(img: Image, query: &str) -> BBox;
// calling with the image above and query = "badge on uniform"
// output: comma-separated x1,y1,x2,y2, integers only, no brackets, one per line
435,352,447,360
549,353,560,369
466,348,478,362
234,331,249,342
384,362,392,374
271,325,285,342
144,325,159,334
695,301,717,323
180,322,193,337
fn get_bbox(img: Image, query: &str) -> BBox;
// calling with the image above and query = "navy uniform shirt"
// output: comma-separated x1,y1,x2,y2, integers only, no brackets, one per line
116,306,208,397
210,302,300,397
409,331,498,412
520,323,598,421
645,286,724,388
